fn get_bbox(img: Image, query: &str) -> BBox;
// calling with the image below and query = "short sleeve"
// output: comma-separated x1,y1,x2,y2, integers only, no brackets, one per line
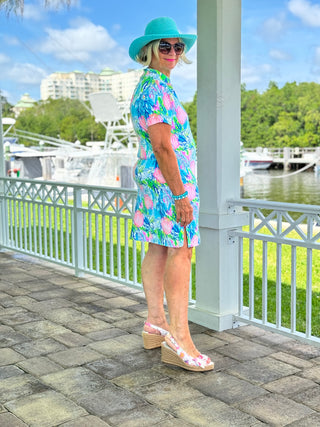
139,83,174,129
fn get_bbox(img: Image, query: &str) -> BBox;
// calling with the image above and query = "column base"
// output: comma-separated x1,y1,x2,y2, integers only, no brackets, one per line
188,304,236,332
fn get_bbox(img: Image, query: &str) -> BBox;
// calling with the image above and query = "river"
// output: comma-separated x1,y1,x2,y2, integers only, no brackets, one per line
242,169,320,206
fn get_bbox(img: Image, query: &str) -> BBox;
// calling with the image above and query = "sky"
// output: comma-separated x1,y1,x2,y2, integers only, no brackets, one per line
1,0,320,105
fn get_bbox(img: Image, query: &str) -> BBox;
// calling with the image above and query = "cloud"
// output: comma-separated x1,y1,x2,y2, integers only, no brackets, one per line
311,46,320,74
112,24,121,33
288,0,320,27
8,63,47,84
2,35,20,46
23,3,44,21
39,18,118,63
259,13,288,41
241,63,274,85
0,53,10,64
269,49,292,61
314,46,320,64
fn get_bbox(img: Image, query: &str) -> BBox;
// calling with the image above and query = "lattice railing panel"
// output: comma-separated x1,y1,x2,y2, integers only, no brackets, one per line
228,198,320,347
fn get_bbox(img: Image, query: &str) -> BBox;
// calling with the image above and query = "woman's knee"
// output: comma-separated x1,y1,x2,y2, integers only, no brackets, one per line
168,245,192,262
147,243,168,260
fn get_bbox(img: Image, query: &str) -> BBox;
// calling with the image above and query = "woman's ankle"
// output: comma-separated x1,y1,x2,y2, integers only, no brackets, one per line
144,317,169,333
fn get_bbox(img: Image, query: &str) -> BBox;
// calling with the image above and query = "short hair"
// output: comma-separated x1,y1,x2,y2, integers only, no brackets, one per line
135,39,192,66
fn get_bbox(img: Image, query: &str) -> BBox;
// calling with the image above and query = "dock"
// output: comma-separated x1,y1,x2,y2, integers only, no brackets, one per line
246,147,320,171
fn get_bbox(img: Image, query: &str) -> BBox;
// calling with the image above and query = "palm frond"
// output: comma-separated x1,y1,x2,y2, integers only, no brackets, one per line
0,0,72,15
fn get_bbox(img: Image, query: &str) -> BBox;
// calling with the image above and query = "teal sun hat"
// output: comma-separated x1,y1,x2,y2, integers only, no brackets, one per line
129,17,197,62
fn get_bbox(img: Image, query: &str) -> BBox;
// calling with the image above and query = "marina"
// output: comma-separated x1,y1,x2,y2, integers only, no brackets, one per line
2,92,138,188
242,168,320,206
245,146,320,171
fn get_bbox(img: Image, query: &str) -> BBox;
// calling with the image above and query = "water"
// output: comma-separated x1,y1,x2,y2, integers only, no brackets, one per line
242,169,320,206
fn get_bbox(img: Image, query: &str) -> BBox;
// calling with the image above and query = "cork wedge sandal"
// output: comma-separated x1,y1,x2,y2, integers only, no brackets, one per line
161,333,214,372
142,322,168,350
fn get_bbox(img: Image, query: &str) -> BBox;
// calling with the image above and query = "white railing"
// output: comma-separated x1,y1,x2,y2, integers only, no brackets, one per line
228,198,320,346
0,177,144,289
1,177,320,345
0,177,196,302
245,146,320,161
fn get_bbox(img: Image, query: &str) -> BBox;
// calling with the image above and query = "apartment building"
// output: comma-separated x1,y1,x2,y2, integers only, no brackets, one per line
40,68,143,102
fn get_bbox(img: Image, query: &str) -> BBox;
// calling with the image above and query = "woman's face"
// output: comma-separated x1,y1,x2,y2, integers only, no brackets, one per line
149,38,181,77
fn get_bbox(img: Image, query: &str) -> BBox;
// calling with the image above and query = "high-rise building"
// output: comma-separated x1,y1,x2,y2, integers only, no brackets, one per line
40,68,143,102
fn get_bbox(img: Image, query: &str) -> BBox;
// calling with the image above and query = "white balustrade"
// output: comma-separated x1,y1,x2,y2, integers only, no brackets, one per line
228,198,320,346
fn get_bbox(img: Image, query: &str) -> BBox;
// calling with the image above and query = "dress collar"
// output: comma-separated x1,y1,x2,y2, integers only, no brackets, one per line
145,68,172,86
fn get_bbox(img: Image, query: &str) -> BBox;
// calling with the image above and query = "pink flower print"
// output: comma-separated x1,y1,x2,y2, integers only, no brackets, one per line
138,116,147,131
171,134,179,149
185,183,196,200
163,93,172,110
161,217,173,235
147,113,162,127
144,194,153,209
176,106,187,124
190,235,199,246
153,167,166,184
190,161,196,174
134,211,144,227
140,146,147,159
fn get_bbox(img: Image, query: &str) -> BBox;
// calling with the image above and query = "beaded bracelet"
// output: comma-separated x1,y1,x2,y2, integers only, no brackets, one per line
172,191,188,201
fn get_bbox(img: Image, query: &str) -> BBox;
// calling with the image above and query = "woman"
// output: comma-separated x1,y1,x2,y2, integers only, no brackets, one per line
129,17,214,372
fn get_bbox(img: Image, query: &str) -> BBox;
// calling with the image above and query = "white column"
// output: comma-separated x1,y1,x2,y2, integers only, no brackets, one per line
189,0,248,331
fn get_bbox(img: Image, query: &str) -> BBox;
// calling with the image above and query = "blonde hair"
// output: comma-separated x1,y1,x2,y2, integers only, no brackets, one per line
136,39,192,66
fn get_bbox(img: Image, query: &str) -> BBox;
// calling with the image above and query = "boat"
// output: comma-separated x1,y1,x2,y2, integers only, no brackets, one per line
1,93,138,187
242,149,273,170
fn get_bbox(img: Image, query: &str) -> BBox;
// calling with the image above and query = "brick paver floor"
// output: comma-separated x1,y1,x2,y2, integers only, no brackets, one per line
0,251,320,426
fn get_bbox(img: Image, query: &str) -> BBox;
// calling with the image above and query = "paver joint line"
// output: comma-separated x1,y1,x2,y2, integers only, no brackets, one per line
0,252,319,426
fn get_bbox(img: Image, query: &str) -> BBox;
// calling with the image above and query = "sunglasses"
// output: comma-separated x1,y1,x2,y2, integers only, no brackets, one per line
158,41,185,55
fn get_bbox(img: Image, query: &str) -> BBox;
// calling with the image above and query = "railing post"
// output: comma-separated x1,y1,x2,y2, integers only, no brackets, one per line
73,187,85,277
283,147,291,171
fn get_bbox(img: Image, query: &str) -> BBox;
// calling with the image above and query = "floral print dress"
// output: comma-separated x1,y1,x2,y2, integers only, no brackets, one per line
130,68,200,248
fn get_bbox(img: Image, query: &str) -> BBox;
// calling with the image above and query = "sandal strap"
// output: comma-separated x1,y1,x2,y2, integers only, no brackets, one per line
165,333,213,369
144,322,168,336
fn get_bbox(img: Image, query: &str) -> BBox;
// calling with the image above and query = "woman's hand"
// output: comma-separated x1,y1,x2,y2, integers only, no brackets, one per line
175,197,193,227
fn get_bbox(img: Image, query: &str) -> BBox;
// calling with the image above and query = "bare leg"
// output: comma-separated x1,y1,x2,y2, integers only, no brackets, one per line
142,243,170,333
164,233,199,358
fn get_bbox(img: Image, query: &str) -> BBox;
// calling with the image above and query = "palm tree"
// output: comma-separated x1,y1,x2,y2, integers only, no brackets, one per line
0,0,72,15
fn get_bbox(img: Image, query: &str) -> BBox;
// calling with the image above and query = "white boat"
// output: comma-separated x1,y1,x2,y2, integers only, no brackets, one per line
242,150,273,170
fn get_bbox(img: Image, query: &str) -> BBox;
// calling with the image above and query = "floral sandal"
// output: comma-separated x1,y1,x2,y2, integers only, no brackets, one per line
161,333,214,372
142,322,168,349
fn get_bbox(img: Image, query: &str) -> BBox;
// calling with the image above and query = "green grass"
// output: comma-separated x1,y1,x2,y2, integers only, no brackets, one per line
241,225,320,337
6,201,320,337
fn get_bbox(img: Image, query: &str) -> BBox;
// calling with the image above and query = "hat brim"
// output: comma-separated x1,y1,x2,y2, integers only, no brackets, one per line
129,33,197,61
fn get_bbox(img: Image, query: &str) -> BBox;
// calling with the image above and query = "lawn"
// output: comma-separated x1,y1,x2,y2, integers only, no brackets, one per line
6,199,320,338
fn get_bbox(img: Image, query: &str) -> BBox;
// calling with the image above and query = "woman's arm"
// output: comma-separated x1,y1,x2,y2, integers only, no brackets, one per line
148,122,193,227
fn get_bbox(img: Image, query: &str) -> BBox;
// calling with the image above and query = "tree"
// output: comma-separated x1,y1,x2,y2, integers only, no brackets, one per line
183,92,197,142
182,81,320,149
15,98,105,146
0,0,72,15
0,93,13,117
